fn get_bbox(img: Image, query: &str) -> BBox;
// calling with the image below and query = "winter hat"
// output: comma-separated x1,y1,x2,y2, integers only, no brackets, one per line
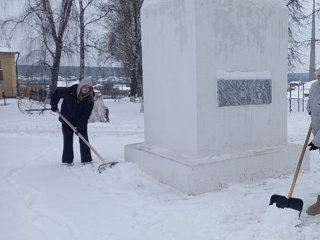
77,77,93,96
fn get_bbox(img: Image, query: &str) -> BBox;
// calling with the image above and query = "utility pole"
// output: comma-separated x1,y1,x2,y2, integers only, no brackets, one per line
309,0,316,81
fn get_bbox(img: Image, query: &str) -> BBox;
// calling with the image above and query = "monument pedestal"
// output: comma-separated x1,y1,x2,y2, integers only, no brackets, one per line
125,0,310,194
126,143,309,195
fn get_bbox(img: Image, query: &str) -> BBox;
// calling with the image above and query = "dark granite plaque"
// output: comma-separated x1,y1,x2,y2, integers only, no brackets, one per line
217,79,272,107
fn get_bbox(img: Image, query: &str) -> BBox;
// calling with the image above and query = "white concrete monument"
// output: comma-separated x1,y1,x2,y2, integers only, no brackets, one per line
125,0,310,194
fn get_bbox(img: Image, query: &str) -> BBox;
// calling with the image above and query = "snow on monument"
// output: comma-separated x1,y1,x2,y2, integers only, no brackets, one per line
125,0,310,194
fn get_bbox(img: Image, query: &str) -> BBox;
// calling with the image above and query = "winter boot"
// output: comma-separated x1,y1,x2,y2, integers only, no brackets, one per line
306,195,320,216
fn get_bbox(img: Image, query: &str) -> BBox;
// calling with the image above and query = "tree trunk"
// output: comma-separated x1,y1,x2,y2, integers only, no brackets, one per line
79,0,85,80
48,41,63,99
46,0,74,98
309,0,316,81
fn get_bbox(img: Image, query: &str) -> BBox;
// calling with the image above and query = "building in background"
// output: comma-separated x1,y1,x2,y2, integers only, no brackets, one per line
0,45,19,99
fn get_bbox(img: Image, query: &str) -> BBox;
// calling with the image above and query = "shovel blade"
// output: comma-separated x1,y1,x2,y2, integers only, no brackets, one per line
98,161,119,173
269,194,303,216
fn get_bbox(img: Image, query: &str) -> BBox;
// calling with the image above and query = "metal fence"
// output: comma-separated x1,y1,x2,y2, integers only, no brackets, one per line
287,83,306,113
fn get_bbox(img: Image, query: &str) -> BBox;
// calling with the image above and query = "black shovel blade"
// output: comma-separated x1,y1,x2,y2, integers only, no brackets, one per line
98,162,119,173
269,194,303,216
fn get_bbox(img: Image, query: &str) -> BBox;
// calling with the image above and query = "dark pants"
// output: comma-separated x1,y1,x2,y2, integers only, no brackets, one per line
61,123,92,163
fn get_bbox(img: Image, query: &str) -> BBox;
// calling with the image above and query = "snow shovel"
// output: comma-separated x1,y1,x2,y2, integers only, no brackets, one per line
269,122,312,216
56,110,118,173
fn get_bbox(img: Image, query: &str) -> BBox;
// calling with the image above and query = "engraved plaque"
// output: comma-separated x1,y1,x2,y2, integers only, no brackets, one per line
217,79,272,107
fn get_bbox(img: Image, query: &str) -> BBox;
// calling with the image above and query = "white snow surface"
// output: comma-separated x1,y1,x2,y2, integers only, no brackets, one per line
1,98,320,240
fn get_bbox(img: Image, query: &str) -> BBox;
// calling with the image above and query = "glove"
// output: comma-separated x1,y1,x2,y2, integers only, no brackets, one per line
308,142,319,151
51,106,58,112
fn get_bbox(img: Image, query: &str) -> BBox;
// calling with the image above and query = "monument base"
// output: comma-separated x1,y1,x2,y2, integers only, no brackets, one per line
125,143,310,195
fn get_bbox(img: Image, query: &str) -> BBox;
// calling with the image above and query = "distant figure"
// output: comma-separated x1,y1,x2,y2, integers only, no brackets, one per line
105,107,110,122
306,67,320,215
50,77,95,166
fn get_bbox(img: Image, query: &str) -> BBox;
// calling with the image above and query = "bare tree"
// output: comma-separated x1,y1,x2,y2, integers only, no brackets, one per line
100,0,143,99
68,0,112,80
73,0,95,80
79,0,87,80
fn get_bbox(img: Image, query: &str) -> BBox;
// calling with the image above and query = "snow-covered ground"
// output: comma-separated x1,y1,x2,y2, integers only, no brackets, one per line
1,97,320,240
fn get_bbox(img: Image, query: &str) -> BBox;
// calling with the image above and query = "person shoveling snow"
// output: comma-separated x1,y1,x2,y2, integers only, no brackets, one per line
306,68,320,216
50,77,95,165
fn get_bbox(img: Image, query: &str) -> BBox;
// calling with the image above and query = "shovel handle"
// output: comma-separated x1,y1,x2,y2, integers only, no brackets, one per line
288,122,312,198
56,110,107,164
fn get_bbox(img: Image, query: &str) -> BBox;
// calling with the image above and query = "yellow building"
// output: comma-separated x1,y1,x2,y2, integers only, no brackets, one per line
0,46,18,99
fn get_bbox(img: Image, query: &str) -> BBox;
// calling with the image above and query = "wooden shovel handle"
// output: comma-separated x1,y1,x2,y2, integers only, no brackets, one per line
56,110,107,164
288,122,312,198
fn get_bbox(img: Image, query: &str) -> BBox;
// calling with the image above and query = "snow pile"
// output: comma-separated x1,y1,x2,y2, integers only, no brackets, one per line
261,205,301,225
228,204,320,240
89,94,108,123
256,205,301,238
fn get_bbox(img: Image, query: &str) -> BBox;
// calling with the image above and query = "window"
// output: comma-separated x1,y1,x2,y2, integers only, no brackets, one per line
0,59,2,81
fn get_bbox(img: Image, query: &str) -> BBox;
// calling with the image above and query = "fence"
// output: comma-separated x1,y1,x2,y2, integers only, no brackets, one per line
0,87,18,99
0,85,47,100
287,83,306,113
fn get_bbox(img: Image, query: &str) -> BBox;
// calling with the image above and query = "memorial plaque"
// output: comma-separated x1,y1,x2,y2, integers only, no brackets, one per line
217,79,272,107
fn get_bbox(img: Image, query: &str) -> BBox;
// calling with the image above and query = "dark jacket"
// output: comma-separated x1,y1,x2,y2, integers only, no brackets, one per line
50,80,94,128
